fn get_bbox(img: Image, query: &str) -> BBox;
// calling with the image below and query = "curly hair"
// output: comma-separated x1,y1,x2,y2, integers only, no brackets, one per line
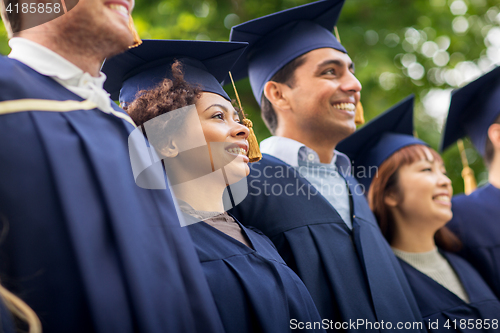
126,60,202,127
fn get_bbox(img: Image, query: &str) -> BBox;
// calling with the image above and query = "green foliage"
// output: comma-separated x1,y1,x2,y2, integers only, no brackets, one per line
1,0,499,194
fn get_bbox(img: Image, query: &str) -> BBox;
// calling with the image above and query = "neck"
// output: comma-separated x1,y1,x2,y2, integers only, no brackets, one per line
18,28,104,77
488,155,500,189
275,128,337,164
171,171,226,213
390,216,438,253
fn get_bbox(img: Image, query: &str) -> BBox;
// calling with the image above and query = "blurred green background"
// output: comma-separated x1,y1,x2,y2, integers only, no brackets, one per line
1,0,499,194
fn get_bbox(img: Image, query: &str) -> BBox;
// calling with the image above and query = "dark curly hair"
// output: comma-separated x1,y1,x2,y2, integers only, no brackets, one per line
126,60,202,127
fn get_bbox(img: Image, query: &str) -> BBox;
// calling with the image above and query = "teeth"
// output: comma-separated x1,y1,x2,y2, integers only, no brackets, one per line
107,4,128,15
333,102,356,111
226,147,246,155
433,195,450,202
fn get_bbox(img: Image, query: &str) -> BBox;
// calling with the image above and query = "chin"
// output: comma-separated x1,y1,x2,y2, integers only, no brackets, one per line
434,210,453,225
224,161,249,185
332,121,356,141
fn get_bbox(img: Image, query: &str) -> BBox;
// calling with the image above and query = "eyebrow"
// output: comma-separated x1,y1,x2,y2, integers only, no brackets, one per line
317,59,355,73
203,104,239,117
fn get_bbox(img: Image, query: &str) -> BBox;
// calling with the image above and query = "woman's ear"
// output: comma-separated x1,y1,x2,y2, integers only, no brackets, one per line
263,81,292,112
384,190,399,208
159,139,179,158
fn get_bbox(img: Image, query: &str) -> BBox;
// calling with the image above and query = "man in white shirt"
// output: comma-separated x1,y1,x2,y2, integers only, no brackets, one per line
0,1,223,333
229,1,425,330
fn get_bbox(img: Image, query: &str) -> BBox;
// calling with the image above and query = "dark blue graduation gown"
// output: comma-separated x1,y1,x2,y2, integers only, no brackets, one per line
447,184,500,298
0,57,224,333
0,298,15,333
187,214,325,333
399,251,500,332
230,154,424,332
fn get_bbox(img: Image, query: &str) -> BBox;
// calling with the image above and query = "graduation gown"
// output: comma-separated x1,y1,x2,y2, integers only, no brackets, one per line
399,252,500,332
0,57,224,333
0,298,15,333
230,154,424,332
447,184,500,298
187,215,325,333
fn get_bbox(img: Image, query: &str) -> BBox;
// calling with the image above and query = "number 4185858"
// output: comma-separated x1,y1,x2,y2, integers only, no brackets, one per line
444,319,498,330
5,2,61,14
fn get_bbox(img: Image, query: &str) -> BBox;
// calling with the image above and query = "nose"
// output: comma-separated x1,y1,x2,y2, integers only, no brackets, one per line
341,71,362,94
437,170,452,190
231,120,250,139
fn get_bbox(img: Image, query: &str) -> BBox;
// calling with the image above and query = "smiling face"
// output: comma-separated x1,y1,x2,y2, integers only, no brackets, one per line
388,147,453,229
49,0,135,58
282,47,362,145
195,92,250,182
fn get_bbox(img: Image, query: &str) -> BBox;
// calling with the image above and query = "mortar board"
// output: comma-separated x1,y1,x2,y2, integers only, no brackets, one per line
440,66,500,156
337,95,427,190
227,0,347,104
102,40,248,105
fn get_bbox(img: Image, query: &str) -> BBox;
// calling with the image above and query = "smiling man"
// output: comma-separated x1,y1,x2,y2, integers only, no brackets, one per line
0,1,224,333
229,1,425,331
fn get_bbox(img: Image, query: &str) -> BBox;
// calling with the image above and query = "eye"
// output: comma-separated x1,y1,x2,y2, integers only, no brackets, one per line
421,168,432,172
212,112,224,120
322,68,336,75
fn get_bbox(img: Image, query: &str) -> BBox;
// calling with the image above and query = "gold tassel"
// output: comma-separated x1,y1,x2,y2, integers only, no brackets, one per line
228,71,262,162
128,15,143,49
241,118,262,162
355,101,365,125
334,26,341,44
457,139,477,195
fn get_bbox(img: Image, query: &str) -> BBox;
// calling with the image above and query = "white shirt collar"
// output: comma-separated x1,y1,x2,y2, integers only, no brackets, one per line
260,136,305,167
260,136,351,175
8,38,113,112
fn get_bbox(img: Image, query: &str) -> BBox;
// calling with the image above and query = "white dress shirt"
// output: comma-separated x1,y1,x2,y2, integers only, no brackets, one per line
260,136,353,228
8,37,115,113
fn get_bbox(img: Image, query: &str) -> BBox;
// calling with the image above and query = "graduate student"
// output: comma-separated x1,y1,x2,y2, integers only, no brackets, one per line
102,39,326,333
440,66,500,298
338,95,500,332
0,1,224,332
228,0,424,330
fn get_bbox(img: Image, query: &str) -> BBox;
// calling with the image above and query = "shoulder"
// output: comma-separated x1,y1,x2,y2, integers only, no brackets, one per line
249,154,298,177
0,56,28,80
442,251,478,274
253,154,289,167
237,221,278,251
452,184,492,205
0,57,43,100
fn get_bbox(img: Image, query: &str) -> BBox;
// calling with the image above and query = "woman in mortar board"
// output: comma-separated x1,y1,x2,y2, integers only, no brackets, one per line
102,40,325,333
337,96,500,332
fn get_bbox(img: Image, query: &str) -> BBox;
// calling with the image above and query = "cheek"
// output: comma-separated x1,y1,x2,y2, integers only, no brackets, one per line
402,177,433,206
201,124,227,144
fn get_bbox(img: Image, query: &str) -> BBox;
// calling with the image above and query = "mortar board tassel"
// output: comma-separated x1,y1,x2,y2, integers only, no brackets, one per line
229,71,262,162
